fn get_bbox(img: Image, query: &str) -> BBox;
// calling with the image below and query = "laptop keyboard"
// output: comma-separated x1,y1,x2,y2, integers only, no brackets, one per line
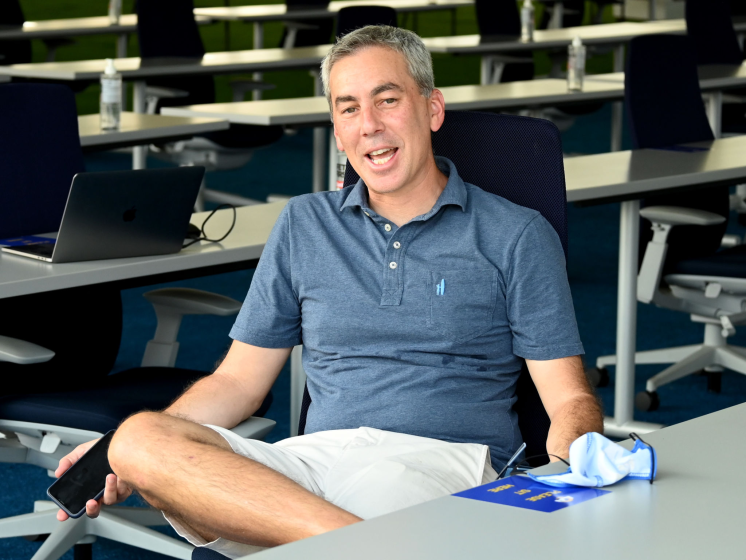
10,242,55,258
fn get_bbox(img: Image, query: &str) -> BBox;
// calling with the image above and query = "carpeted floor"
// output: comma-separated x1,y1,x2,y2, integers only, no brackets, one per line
3,104,746,560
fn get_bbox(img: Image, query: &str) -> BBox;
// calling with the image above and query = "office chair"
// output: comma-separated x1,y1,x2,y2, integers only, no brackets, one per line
192,111,567,560
280,0,334,49
587,35,746,411
336,6,397,37
0,0,76,64
539,0,585,30
136,0,284,209
475,0,534,84
0,84,275,560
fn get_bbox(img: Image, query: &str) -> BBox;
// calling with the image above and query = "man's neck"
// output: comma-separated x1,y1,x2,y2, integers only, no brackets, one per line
366,160,448,227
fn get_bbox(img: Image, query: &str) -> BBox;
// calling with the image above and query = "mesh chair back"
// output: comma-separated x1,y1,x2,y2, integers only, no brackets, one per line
686,0,743,65
0,0,31,65
0,84,85,238
300,111,566,466
336,6,398,37
626,35,729,270
136,0,214,107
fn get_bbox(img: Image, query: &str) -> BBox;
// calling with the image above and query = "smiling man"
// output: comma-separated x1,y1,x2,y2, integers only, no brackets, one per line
55,26,601,558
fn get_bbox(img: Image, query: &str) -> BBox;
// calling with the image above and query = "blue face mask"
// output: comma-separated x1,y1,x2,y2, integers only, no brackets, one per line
527,432,657,488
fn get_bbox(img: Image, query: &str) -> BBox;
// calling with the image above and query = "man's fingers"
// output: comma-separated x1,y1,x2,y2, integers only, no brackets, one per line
54,457,73,478
102,474,119,505
56,509,70,522
85,499,101,519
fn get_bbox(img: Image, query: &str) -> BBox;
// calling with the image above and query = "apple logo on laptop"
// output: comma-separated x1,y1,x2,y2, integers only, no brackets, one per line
123,207,137,222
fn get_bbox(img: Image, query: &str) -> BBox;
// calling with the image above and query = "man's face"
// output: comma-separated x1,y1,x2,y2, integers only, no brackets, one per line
329,46,445,196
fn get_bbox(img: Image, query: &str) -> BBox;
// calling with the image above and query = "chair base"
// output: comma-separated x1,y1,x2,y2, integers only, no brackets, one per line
0,502,191,560
596,323,746,394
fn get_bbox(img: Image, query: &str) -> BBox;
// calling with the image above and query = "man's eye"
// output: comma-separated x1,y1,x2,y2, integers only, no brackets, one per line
342,107,357,114
382,98,396,104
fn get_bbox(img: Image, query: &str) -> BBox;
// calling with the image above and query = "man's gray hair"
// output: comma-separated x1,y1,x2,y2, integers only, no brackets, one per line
320,26,435,114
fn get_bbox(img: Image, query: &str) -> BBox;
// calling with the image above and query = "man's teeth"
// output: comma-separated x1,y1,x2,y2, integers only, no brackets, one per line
369,148,395,165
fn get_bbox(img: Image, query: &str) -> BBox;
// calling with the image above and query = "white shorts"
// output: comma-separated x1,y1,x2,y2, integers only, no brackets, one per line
165,426,497,558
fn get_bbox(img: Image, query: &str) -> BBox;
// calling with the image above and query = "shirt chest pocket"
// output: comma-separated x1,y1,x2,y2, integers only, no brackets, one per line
428,269,498,343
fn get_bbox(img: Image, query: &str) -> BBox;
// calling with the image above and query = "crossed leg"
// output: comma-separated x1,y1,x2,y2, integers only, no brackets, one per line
108,412,362,548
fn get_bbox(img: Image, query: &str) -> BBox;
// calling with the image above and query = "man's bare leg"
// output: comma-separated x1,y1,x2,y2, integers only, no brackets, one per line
108,412,362,547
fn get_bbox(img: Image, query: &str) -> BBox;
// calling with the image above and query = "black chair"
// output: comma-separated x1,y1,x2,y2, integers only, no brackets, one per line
539,0,586,29
137,0,284,207
591,35,746,410
0,84,274,560
0,0,77,65
280,0,334,48
475,0,534,84
336,6,398,37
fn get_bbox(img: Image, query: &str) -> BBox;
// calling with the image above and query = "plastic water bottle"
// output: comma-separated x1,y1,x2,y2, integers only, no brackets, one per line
100,58,122,131
567,36,586,91
521,0,535,42
108,0,121,25
335,149,347,190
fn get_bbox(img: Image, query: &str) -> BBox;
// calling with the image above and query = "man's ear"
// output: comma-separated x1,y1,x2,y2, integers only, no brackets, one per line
429,89,446,133
333,123,345,152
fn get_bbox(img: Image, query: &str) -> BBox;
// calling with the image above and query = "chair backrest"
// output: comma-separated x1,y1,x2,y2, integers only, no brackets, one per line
686,0,743,65
336,6,398,37
0,84,85,238
136,0,214,107
474,0,533,82
0,0,31,65
626,35,729,269
300,111,568,467
281,0,334,48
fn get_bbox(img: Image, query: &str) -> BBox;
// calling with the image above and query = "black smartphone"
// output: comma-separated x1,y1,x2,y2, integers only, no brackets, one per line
47,430,116,519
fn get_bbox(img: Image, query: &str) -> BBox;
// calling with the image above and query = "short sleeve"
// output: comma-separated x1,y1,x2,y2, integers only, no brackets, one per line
506,215,584,360
229,205,302,348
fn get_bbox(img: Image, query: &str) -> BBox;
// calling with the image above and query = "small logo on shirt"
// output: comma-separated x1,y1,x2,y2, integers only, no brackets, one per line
436,279,445,296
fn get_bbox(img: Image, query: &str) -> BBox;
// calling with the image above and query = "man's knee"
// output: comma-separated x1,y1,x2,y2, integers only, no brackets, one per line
108,411,228,491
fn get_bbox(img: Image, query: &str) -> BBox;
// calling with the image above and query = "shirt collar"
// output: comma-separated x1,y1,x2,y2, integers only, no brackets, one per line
339,156,468,217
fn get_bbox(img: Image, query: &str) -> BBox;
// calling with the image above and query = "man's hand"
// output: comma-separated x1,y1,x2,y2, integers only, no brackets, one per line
54,439,133,521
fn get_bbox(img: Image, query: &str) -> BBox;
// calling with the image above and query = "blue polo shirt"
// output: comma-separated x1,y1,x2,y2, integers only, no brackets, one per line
230,157,584,468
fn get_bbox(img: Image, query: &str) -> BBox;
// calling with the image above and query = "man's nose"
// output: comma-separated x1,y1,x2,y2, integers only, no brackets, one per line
360,106,384,136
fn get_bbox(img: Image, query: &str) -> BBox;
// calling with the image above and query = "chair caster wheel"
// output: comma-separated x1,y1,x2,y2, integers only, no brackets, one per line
586,367,610,388
635,390,660,412
706,371,722,393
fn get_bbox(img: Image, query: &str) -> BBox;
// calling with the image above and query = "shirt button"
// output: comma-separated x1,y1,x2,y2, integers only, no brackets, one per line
384,224,392,232
393,241,401,249
389,262,397,269
364,212,370,217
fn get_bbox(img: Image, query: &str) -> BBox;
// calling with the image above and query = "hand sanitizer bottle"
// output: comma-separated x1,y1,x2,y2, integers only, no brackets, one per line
567,36,586,91
108,0,121,25
100,58,122,131
521,0,535,42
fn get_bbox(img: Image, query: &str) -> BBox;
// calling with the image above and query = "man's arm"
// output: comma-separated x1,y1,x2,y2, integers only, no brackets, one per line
165,340,292,428
525,355,603,461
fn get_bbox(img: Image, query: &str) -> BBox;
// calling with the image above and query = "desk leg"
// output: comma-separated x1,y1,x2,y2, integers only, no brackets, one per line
253,22,264,101
706,91,723,139
604,199,663,437
132,80,147,170
480,56,493,85
610,44,625,152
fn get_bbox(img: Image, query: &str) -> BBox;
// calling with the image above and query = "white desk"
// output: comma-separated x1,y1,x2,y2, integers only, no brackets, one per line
239,402,746,560
0,202,285,300
78,112,229,155
0,14,213,59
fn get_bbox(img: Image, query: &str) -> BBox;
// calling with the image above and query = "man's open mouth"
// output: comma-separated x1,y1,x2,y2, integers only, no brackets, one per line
366,147,398,165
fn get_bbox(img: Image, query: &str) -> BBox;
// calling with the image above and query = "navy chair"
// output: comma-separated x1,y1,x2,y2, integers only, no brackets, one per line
0,84,274,560
475,0,534,84
281,0,334,48
137,0,284,207
192,112,567,560
336,6,397,37
590,35,746,410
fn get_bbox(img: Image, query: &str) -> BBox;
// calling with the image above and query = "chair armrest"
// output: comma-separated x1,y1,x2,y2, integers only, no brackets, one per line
639,206,726,227
141,288,242,368
0,335,54,365
145,86,189,115
230,417,276,440
229,79,276,102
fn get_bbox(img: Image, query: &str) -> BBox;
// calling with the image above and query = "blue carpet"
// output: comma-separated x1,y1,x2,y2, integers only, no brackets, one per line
3,108,746,559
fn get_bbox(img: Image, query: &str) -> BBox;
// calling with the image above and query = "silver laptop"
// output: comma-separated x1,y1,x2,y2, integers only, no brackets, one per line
2,167,204,263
